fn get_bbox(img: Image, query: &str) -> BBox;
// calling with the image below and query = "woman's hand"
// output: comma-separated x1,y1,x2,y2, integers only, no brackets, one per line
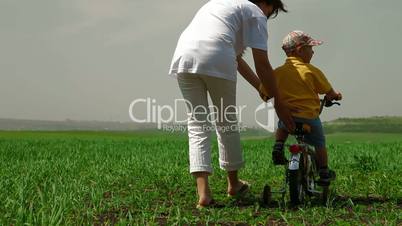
274,99,295,132
258,83,272,102
260,92,269,102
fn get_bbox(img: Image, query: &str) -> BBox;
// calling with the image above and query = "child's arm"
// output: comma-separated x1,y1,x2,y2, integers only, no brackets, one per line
310,66,342,101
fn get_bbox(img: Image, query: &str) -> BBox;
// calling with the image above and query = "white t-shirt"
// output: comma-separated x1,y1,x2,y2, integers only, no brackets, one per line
169,0,268,81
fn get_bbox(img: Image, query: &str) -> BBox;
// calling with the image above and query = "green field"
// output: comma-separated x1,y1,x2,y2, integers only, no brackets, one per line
0,131,401,225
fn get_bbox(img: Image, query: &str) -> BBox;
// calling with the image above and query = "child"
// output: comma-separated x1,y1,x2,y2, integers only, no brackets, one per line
260,30,342,185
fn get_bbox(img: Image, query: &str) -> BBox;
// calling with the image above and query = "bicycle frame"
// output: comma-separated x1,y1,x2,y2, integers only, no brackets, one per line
270,143,320,198
266,98,341,204
288,140,323,197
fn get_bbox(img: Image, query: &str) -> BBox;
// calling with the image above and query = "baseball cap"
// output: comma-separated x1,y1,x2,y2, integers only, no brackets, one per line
282,30,323,53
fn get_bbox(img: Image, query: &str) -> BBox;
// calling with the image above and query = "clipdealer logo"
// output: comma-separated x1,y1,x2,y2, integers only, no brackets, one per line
128,98,277,132
128,98,188,129
254,101,277,132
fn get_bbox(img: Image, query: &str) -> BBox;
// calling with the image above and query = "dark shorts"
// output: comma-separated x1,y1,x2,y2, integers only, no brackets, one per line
278,117,326,149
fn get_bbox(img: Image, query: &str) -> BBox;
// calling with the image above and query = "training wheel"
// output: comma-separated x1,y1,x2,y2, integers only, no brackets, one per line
262,185,272,205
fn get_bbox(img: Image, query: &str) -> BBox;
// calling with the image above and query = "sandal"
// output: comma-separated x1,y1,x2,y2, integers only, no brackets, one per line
227,181,250,198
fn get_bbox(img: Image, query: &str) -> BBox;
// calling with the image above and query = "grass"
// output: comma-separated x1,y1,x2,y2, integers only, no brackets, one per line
323,116,402,134
0,131,401,225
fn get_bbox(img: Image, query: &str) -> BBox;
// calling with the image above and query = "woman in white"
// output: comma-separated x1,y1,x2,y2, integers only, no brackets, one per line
169,0,294,208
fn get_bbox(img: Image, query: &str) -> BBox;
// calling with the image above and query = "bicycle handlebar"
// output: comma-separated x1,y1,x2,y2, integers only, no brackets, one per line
319,97,341,114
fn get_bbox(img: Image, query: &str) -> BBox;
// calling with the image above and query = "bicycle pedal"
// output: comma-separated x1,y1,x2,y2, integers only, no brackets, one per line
316,180,330,186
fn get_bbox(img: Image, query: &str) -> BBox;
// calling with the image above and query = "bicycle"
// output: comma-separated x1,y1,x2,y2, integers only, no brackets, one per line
262,97,341,206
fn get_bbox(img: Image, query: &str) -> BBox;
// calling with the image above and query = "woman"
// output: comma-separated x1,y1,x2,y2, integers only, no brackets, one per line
169,0,294,208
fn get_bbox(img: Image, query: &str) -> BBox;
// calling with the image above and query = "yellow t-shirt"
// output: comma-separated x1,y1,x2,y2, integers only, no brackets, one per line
273,57,332,119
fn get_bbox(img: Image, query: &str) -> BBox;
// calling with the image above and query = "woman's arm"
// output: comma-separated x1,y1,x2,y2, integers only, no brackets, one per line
237,56,260,91
252,48,295,131
251,49,278,98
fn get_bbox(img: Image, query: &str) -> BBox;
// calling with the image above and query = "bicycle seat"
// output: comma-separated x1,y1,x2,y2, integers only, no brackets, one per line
292,122,311,136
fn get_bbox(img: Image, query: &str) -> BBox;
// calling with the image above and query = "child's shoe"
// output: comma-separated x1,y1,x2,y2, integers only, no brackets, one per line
318,168,336,186
272,142,287,165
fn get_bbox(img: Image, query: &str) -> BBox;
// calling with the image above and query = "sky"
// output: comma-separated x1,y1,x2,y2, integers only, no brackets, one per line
1,0,401,126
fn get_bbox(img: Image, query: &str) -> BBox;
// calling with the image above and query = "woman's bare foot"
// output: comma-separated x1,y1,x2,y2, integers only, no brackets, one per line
193,172,213,207
197,196,213,208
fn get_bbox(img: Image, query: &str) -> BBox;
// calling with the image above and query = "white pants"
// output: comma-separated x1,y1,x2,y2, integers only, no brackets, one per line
177,73,243,174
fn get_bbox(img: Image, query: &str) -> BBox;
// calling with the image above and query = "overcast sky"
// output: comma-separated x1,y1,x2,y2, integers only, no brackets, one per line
1,0,401,126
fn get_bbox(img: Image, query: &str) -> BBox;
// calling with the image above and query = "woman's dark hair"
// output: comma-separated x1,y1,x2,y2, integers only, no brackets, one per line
249,0,288,19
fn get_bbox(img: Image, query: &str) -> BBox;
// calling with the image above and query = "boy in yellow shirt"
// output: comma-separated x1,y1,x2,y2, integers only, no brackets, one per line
260,30,342,185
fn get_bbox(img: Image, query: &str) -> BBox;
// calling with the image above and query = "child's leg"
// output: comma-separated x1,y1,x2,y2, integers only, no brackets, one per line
276,128,289,141
315,147,328,169
315,146,335,184
272,128,289,165
300,117,335,184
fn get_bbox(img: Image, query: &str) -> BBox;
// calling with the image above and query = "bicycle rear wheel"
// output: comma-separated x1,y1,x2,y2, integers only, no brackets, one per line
288,153,306,205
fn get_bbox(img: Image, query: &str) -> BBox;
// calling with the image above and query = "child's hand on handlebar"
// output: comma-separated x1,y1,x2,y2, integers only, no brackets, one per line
324,89,342,102
335,92,342,101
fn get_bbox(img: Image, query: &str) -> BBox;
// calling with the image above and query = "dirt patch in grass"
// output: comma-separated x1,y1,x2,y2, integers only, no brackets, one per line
192,222,249,226
265,217,288,226
103,191,112,199
93,206,129,226
154,216,168,225
335,195,394,205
